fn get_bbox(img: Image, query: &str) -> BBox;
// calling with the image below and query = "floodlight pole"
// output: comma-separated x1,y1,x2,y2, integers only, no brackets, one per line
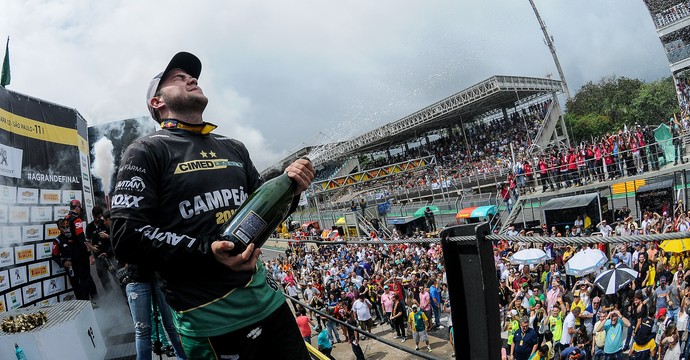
528,0,572,101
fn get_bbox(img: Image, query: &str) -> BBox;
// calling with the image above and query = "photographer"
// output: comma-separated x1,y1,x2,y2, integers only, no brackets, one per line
87,207,117,293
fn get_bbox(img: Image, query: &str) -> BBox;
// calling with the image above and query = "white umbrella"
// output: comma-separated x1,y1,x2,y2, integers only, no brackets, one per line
565,248,607,277
594,263,638,295
510,248,549,265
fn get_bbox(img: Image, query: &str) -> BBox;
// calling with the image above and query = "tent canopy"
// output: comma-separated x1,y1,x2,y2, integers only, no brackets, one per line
387,216,418,225
636,179,673,195
302,221,320,229
540,193,598,212
456,205,497,219
413,205,440,217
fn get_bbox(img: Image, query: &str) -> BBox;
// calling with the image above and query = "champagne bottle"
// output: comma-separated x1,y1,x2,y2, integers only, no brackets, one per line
218,171,298,256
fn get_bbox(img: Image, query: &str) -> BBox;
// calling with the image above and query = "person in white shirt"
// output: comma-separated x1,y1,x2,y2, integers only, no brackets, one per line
304,282,319,302
352,294,374,335
597,220,613,237
560,307,580,348
574,216,584,230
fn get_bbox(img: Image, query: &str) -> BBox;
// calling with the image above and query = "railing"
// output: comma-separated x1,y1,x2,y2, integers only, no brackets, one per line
667,43,690,64
653,2,690,29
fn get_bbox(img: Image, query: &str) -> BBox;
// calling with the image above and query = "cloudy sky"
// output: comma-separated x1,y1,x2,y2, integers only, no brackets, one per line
1,0,672,171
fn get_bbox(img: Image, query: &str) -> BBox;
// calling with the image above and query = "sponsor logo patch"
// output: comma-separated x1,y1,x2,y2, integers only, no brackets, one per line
115,176,146,192
111,194,143,208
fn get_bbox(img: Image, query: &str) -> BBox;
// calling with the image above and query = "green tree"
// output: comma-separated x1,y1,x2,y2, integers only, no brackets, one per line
565,75,677,141
566,76,643,127
631,76,677,126
567,113,614,141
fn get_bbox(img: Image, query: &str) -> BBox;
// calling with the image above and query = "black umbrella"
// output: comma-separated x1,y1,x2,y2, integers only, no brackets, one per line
594,263,638,295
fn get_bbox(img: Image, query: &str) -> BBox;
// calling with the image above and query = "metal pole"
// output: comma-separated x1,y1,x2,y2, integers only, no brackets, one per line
597,192,603,226
527,0,572,100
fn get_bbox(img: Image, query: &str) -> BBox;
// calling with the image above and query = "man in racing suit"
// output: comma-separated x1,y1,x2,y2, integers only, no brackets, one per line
111,51,314,359
65,200,98,302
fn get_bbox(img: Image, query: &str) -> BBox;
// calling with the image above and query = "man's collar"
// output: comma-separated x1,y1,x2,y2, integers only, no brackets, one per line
160,119,217,134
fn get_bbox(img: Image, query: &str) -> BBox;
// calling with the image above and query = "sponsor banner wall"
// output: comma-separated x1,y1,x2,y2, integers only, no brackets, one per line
0,88,90,306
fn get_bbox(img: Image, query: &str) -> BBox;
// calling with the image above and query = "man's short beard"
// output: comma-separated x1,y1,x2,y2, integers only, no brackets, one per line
163,92,208,116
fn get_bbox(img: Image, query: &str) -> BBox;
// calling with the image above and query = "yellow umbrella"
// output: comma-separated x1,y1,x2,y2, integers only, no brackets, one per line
335,217,346,226
660,238,690,253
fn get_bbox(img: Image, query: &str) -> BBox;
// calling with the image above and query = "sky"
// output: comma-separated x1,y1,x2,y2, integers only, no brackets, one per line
0,0,673,171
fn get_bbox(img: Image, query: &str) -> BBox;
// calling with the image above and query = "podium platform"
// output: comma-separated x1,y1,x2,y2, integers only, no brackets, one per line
0,300,106,360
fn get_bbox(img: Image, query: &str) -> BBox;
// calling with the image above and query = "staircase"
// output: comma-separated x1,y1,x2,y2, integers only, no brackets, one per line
529,95,568,154
499,198,524,234
355,209,392,239
334,157,360,178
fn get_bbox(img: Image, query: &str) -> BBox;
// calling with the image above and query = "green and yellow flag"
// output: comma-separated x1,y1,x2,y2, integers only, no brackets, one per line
1,37,10,87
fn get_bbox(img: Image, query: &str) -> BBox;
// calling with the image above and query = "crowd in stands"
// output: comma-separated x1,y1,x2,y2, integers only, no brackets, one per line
322,96,690,219
323,100,552,205
269,236,455,357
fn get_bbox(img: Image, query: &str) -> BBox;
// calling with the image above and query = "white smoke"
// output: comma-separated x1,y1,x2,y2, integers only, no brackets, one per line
91,137,115,194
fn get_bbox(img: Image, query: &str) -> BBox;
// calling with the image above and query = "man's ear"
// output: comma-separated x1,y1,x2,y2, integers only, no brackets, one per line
149,96,165,112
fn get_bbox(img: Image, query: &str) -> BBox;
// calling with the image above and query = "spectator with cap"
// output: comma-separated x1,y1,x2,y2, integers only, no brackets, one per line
597,219,613,237
570,291,586,328
408,304,432,352
655,308,671,349
381,285,394,327
655,276,671,314
506,309,520,355
561,347,586,359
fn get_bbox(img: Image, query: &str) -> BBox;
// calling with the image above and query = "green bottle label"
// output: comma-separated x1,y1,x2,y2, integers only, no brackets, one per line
232,210,267,245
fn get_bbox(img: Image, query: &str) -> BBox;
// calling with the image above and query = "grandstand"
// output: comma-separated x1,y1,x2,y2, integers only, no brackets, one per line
266,75,564,175
278,75,571,237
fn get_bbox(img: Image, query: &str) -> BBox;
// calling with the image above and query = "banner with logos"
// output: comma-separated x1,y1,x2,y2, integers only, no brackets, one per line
0,87,93,310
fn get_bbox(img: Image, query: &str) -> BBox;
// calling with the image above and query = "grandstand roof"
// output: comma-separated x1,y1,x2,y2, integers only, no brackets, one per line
313,75,562,165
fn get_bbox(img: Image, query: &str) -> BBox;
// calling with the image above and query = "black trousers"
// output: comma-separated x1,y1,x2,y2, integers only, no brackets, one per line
69,257,97,300
393,316,406,338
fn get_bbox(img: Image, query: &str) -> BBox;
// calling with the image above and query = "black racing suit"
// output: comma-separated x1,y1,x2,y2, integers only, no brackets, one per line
110,123,299,343
52,231,93,300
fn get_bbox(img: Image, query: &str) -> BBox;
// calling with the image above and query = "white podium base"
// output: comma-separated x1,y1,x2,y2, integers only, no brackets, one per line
0,300,106,360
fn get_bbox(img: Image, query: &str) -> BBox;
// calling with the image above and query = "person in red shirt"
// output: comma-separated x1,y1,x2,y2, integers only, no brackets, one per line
296,307,315,344
567,148,577,187
500,183,513,213
523,160,534,193
576,148,586,185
